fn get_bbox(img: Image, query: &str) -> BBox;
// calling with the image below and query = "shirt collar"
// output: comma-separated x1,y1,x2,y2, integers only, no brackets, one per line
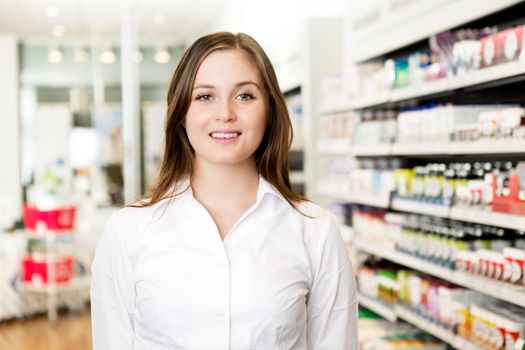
257,175,289,206
150,175,292,218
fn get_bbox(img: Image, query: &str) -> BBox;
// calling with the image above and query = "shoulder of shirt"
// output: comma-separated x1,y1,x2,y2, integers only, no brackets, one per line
295,200,338,233
110,188,189,229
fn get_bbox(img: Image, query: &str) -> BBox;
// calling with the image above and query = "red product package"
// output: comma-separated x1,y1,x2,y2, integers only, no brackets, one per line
500,25,524,62
21,255,74,285
23,204,76,232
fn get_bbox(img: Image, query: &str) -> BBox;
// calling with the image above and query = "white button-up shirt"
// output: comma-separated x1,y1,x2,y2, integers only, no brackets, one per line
90,176,358,350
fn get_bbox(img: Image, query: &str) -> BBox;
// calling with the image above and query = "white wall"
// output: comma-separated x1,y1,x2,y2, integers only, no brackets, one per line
209,0,345,54
0,35,22,222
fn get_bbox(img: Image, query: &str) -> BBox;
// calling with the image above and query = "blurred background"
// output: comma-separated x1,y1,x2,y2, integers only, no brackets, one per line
1,0,525,349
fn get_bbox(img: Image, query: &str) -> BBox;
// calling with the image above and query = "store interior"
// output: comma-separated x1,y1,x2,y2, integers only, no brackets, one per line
1,0,525,349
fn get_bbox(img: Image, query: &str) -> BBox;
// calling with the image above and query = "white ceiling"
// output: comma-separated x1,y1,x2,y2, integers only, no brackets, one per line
0,0,231,45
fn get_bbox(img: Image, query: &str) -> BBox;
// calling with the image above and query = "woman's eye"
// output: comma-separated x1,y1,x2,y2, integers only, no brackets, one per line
237,93,254,101
196,94,212,101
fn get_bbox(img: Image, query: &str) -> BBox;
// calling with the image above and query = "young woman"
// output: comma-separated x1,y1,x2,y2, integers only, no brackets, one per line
91,32,358,350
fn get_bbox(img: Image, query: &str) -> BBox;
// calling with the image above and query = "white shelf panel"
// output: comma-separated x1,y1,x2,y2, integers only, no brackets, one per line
358,293,397,322
354,239,454,280
449,139,525,154
317,189,390,208
391,198,450,218
357,294,485,350
453,338,487,350
18,275,90,293
449,206,525,231
391,142,449,155
345,192,391,208
390,79,449,102
347,92,390,110
395,305,456,345
348,0,523,63
450,271,525,308
340,225,354,244
290,171,305,184
351,143,392,157
448,60,525,90
344,61,525,110
318,98,355,115
316,139,352,155
364,139,525,156
354,238,525,308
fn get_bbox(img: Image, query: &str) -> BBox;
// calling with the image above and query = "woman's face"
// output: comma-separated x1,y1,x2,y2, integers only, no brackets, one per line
185,49,268,168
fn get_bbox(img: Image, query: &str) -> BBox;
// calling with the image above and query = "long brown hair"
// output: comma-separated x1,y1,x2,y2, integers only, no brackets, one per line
137,32,307,209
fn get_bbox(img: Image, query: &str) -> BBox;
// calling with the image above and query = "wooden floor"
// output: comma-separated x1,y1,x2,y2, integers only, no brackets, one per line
0,309,92,350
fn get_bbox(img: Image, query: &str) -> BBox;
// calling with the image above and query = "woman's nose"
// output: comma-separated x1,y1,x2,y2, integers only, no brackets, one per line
216,99,236,122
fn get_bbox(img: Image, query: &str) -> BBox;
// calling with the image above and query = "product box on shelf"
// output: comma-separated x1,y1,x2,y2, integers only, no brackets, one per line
492,162,525,216
23,204,76,232
21,255,74,285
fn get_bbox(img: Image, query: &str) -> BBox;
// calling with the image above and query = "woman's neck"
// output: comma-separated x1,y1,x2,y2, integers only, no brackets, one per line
191,157,260,210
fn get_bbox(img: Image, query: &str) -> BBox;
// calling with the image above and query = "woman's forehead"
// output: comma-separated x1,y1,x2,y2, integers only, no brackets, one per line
193,49,262,86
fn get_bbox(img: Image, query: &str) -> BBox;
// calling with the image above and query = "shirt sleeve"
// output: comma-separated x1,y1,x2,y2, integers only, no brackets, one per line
90,213,135,349
306,212,358,350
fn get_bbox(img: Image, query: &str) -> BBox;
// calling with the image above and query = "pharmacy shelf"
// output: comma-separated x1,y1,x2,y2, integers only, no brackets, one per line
357,293,485,350
395,305,485,350
343,192,391,208
391,198,450,218
316,139,351,155
351,144,392,157
17,275,90,293
354,238,525,308
348,0,523,63
448,139,525,154
350,139,525,157
347,92,390,110
317,186,391,208
357,293,397,322
389,198,525,231
333,61,525,110
394,305,456,345
390,79,449,102
449,206,525,231
354,239,454,281
390,142,450,156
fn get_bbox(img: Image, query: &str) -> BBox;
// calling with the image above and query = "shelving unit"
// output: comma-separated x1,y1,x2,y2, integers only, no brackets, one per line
270,18,343,198
315,1,525,344
346,0,524,63
391,198,450,218
357,293,397,322
358,293,485,350
315,138,525,158
316,138,352,155
321,60,525,113
354,238,525,308
449,206,525,231
317,188,391,209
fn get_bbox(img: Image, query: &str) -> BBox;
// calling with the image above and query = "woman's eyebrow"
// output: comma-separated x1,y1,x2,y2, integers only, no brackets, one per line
192,81,261,91
235,81,261,89
192,84,215,91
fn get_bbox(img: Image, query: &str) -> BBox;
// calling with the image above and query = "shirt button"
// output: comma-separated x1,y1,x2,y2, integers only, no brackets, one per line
216,312,225,318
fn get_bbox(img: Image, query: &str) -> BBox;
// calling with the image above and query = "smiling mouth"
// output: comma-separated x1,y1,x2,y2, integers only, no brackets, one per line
209,132,241,139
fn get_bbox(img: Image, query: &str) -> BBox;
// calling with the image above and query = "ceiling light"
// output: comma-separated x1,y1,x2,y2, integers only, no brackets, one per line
46,6,60,18
73,47,89,63
133,50,143,63
51,25,66,37
154,47,171,64
153,14,166,26
99,48,116,64
47,47,63,63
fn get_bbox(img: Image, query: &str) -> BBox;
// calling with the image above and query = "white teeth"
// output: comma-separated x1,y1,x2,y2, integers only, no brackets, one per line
211,132,240,139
